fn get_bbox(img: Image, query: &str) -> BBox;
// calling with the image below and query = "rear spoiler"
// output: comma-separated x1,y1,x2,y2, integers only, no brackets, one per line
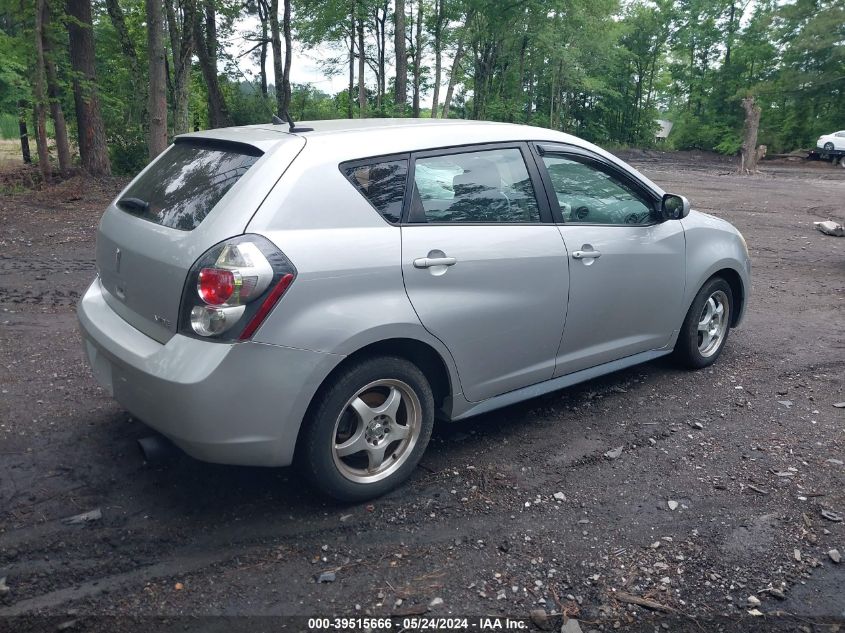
173,136,264,157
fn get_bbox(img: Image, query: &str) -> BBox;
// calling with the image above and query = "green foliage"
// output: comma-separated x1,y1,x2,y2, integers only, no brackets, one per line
288,84,344,120
225,79,275,126
714,133,742,156
0,11,32,100
0,0,842,174
108,134,147,175
0,113,18,139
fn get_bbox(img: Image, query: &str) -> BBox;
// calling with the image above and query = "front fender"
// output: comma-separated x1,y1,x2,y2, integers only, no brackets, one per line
681,211,751,326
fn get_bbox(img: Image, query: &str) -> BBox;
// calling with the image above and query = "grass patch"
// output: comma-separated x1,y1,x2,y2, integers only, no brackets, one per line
0,138,24,171
0,113,19,140
0,139,24,172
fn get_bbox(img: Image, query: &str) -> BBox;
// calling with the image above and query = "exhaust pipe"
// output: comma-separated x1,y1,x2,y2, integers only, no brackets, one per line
137,435,176,464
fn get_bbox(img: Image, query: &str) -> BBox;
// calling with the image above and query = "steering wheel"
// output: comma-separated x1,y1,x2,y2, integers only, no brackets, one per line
624,212,645,224
573,206,590,221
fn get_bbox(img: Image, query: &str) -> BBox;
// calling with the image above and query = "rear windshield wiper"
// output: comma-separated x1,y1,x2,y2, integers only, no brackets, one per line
117,197,150,213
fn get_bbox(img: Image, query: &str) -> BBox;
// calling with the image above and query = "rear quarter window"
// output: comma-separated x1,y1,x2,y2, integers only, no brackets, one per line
116,140,261,231
342,158,408,224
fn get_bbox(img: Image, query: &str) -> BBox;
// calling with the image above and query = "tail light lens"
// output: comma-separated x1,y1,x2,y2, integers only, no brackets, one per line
198,268,236,305
179,235,296,342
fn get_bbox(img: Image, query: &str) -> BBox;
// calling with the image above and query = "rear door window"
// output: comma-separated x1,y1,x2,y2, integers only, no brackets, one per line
342,158,408,224
116,140,262,231
409,148,541,223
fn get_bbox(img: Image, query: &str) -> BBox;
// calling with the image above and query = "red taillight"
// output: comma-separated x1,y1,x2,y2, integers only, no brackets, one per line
239,273,295,340
198,268,235,305
180,235,296,342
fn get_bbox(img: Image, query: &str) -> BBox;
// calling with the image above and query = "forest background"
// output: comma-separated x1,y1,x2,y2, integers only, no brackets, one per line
0,0,842,177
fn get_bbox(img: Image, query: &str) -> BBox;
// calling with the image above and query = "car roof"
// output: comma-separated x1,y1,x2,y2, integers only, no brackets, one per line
180,118,580,148
284,118,586,146
273,117,479,135
177,119,666,196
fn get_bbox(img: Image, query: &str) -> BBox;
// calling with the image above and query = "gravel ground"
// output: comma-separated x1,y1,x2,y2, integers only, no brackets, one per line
0,153,843,632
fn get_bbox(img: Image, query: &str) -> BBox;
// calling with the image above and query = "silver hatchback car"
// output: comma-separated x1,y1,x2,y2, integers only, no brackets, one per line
78,119,750,501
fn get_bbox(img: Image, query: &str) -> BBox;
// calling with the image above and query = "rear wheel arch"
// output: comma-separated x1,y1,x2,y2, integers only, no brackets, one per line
296,354,435,501
293,338,454,498
348,339,453,414
299,338,454,437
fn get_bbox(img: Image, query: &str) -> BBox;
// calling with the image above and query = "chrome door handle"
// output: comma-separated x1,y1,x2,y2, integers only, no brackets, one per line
414,256,457,269
572,250,601,259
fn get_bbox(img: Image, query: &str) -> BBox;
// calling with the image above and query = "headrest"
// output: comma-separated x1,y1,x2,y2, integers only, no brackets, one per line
453,159,501,196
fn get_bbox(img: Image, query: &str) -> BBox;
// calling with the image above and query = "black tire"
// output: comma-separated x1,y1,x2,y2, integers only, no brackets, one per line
298,356,434,502
673,277,734,369
824,142,835,151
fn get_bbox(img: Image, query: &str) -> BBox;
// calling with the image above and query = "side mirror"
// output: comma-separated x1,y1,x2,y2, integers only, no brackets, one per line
661,194,690,220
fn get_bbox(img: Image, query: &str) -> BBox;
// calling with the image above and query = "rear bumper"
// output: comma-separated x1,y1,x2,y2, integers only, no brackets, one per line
77,278,342,466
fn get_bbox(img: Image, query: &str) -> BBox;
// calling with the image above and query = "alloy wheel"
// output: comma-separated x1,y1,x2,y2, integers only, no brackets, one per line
697,290,730,357
331,379,422,484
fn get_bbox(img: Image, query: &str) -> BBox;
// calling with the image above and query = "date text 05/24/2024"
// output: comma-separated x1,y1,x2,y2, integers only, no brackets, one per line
307,616,530,631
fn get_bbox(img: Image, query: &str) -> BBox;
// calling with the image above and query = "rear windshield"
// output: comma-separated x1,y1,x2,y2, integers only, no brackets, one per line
116,140,261,231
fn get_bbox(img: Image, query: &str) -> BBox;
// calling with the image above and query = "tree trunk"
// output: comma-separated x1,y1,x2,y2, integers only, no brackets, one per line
644,48,659,114
67,0,111,175
412,0,423,117
524,70,533,123
393,0,407,109
472,40,494,120
166,0,195,136
257,0,269,97
347,12,354,119
443,10,473,119
516,33,527,122
282,0,292,114
377,2,387,109
553,60,560,131
270,0,285,116
725,1,736,68
33,104,51,182
356,5,366,114
193,0,231,128
259,34,268,98
104,0,146,127
442,39,467,119
430,0,443,118
147,0,168,158
18,100,32,164
34,0,52,182
40,0,72,172
738,95,762,175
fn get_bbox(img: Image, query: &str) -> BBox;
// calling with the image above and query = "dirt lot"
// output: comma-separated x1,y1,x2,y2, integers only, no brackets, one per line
0,152,843,632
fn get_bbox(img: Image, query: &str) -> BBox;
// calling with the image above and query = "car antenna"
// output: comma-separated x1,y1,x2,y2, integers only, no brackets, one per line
283,110,313,133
